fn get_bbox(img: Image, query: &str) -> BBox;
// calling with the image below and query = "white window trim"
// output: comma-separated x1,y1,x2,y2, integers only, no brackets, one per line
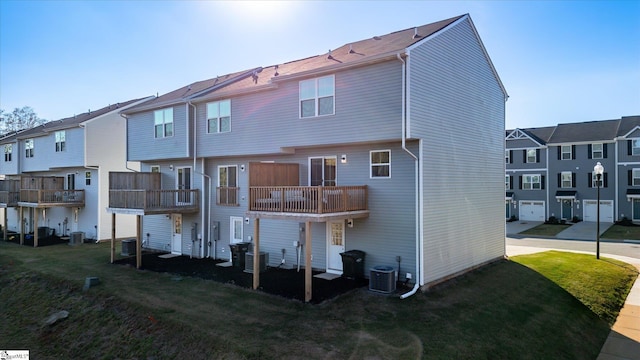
55,130,66,152
25,139,34,158
370,150,391,179
505,175,510,190
154,108,174,139
217,165,238,187
526,149,537,163
150,165,160,173
633,139,640,156
592,143,603,159
561,171,572,188
299,75,335,118
206,100,231,134
505,150,510,164
523,174,541,190
561,145,571,160
4,144,12,162
633,169,640,187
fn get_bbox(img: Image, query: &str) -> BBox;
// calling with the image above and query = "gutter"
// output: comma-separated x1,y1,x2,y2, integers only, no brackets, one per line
397,52,421,299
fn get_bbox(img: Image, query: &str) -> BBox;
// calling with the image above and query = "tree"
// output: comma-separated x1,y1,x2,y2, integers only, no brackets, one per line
0,106,46,135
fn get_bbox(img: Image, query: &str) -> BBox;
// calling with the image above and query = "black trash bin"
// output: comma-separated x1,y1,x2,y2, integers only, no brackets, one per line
229,242,252,268
340,250,365,279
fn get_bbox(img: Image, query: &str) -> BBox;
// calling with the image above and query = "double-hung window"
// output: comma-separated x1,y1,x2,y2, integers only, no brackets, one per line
370,150,390,178
591,143,603,159
4,144,12,162
523,174,541,190
154,108,173,138
207,100,231,133
633,169,640,186
55,131,66,152
505,175,510,190
561,172,573,188
299,75,334,118
25,139,34,158
526,149,537,163
561,145,572,160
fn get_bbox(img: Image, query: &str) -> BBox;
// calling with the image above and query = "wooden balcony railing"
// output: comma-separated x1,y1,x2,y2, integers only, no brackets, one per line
249,186,367,214
0,191,19,206
217,187,239,206
109,189,199,214
19,189,85,207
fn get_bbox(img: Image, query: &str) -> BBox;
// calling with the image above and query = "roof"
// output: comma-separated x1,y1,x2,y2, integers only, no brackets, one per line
616,115,640,137
124,14,469,113
547,119,620,144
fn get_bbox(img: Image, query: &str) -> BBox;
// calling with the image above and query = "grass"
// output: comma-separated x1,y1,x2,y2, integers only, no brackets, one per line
519,223,572,236
601,224,640,240
0,241,637,359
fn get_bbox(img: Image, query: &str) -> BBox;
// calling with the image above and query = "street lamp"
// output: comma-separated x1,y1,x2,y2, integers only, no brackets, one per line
594,161,604,260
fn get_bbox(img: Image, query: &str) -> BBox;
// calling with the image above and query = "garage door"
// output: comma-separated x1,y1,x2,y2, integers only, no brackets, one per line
519,201,545,221
583,200,613,222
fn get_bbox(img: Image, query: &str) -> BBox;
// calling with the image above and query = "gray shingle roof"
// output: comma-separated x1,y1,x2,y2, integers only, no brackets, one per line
616,115,640,137
547,119,620,143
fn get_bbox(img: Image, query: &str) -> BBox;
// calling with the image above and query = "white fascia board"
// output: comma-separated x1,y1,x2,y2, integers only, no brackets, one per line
546,140,616,146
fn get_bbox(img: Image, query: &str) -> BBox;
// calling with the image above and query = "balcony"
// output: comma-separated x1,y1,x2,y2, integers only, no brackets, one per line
18,189,85,208
108,189,199,215
248,186,369,221
217,187,239,206
0,179,20,207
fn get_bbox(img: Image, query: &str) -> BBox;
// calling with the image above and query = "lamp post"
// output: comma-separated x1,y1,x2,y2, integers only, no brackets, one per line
594,162,604,260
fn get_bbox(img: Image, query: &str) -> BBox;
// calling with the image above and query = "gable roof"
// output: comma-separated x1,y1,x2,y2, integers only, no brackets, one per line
547,119,620,144
505,127,553,146
616,115,640,138
124,14,471,112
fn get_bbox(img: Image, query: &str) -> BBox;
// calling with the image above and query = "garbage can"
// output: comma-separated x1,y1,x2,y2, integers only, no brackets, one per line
340,250,365,279
229,242,252,268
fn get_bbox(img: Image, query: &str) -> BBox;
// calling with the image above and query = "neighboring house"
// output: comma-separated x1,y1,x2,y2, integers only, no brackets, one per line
0,97,153,245
109,14,507,302
506,115,640,223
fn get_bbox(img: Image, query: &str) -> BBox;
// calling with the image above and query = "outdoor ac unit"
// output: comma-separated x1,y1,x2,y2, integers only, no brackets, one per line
121,239,136,256
69,231,84,246
245,252,269,273
369,266,396,293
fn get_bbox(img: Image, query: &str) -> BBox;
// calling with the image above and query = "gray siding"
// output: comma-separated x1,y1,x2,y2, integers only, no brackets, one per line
21,127,85,172
408,17,505,285
194,62,403,157
0,141,19,175
128,105,189,161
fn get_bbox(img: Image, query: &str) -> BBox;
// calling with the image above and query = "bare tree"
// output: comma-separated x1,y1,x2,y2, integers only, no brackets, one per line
0,106,46,135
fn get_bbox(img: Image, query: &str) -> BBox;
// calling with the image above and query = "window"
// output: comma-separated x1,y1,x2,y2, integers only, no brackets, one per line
592,172,607,188
633,169,640,186
207,100,231,133
523,174,541,190
4,144,12,162
633,140,640,156
25,139,34,158
526,149,537,163
561,172,573,188
505,150,510,164
154,108,173,138
591,143,603,159
561,145,572,160
217,165,238,206
150,165,160,173
370,150,390,178
55,131,66,152
505,175,510,190
85,171,91,186
299,75,334,118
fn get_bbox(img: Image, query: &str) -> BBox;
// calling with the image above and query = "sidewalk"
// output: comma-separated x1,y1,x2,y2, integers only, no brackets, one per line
506,244,640,360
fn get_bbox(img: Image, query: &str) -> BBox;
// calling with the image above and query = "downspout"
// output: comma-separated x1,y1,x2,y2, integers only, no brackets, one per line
79,122,100,241
119,113,138,172
397,53,421,299
188,101,212,259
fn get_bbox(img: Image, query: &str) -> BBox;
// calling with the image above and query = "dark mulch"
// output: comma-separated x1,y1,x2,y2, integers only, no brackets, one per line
114,253,369,304
4,232,69,247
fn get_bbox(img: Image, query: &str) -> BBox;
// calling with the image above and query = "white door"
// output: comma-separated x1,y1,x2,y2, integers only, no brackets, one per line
583,200,613,222
171,214,182,254
326,221,345,274
176,167,192,205
519,201,545,221
229,216,244,260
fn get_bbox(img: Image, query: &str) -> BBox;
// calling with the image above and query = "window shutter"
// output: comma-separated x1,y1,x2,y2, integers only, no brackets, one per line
588,172,592,188
629,170,633,186
509,150,513,163
523,150,526,163
536,149,540,163
541,175,545,190
629,140,633,156
557,173,561,187
572,145,576,159
587,144,592,159
557,147,561,160
604,173,608,188
510,176,514,190
519,176,522,190
572,173,576,187
603,144,608,158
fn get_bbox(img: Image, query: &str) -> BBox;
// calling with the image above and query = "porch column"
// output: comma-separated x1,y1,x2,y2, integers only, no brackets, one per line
33,207,39,248
136,215,142,269
253,218,260,290
19,207,24,245
305,221,312,303
110,213,116,264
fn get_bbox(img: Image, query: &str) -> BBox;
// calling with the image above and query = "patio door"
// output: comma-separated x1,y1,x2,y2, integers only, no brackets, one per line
326,221,345,274
176,167,192,205
171,214,182,254
309,157,337,186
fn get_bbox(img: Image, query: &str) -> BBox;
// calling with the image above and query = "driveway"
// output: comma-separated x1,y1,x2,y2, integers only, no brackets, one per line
555,221,614,241
505,220,543,235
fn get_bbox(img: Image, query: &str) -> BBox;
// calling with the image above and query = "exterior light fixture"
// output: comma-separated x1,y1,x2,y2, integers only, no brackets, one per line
594,161,604,260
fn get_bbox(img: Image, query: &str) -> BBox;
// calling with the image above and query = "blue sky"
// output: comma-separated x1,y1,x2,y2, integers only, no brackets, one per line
0,0,638,129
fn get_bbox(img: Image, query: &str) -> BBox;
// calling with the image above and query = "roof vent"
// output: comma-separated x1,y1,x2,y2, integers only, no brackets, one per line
252,70,258,84
327,49,333,60
348,44,355,54
373,36,382,40
88,109,91,115
274,65,279,77
412,27,420,39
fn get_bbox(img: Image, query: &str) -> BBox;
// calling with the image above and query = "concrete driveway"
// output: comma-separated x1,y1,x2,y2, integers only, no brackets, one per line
505,221,543,236
555,221,614,241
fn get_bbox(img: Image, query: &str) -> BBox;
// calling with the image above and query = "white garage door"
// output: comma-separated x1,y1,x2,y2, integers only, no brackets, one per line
519,201,545,221
583,200,613,222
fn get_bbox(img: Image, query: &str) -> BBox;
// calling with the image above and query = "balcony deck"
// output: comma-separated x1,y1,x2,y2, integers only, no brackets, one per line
18,189,85,208
108,189,200,215
247,186,369,221
0,191,19,207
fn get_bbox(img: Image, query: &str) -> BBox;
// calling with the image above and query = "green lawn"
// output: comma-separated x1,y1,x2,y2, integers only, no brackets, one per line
519,223,572,237
602,224,640,240
0,241,637,359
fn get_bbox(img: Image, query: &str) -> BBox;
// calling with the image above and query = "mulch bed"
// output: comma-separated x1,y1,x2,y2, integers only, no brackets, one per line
114,253,369,304
4,232,69,247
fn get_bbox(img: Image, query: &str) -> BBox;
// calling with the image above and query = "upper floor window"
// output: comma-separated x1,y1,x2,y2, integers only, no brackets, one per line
55,131,66,152
560,172,574,188
370,150,391,178
25,139,34,158
631,140,640,156
299,75,334,118
505,175,510,190
561,145,572,160
526,149,537,163
217,165,238,206
4,144,12,162
154,108,173,138
207,100,231,134
591,143,603,159
632,169,640,186
505,150,510,164
522,174,541,190
592,172,607,188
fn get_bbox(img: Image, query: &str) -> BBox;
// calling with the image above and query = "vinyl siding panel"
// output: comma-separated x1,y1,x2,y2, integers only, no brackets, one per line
128,105,189,161
0,141,19,175
195,62,403,157
21,128,85,172
408,18,505,285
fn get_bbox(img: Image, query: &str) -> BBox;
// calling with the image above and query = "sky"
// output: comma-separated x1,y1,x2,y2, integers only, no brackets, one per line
0,0,638,130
